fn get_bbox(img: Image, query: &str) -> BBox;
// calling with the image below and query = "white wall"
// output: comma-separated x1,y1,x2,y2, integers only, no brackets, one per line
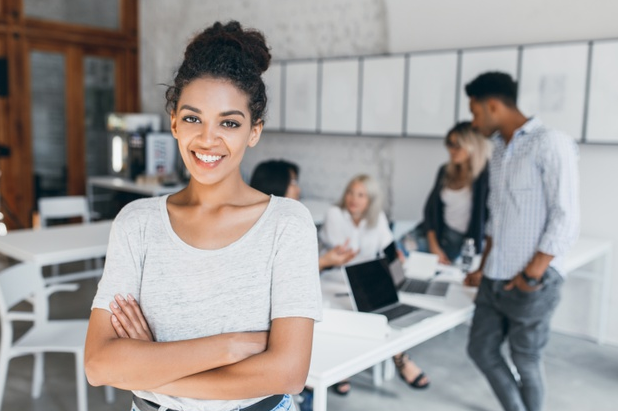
140,0,618,344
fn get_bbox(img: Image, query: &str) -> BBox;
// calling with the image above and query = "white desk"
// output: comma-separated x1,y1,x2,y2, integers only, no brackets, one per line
555,237,613,344
88,176,184,197
87,176,185,219
308,270,475,411
0,221,112,284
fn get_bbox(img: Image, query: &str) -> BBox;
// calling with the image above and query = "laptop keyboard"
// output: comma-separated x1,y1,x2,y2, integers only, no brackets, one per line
381,304,418,321
427,281,450,296
401,278,430,294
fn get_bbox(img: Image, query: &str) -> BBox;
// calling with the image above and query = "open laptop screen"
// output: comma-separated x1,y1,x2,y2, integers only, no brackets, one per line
345,258,400,312
383,241,398,264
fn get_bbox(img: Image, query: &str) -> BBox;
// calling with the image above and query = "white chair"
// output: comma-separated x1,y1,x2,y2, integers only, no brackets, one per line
37,196,103,283
38,196,91,228
0,262,114,411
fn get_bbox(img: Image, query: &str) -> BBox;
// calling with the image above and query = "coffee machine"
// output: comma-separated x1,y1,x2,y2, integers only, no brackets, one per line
107,113,162,180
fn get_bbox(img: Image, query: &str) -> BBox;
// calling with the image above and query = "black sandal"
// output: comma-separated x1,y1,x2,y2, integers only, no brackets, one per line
393,353,430,389
332,381,351,396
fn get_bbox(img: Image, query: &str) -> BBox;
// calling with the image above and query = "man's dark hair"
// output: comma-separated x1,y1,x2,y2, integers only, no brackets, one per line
465,72,518,107
250,160,299,197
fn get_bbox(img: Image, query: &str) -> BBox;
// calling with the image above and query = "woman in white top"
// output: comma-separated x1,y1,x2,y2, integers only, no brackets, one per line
85,21,321,411
394,121,490,390
400,121,490,265
318,174,392,397
320,174,393,263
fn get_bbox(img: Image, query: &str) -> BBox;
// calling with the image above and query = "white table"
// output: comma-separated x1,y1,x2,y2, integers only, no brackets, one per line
0,221,113,284
308,269,475,411
555,237,613,343
87,176,185,219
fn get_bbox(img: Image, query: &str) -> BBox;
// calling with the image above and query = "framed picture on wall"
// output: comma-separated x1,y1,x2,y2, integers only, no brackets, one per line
320,58,359,134
284,60,318,132
586,40,618,143
457,47,519,122
519,42,589,141
406,51,458,137
263,62,283,131
361,55,406,135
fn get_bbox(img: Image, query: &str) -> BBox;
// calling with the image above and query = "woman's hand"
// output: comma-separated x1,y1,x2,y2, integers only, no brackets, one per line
319,239,357,270
110,294,154,342
430,245,451,265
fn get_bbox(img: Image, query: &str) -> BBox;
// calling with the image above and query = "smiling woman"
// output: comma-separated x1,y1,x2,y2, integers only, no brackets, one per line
84,21,321,411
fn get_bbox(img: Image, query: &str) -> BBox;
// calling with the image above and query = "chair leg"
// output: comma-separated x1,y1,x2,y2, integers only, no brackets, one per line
75,353,87,411
104,385,115,403
31,353,44,398
0,353,9,408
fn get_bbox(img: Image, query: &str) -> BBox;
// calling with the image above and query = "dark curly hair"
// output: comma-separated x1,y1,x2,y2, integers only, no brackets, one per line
165,21,272,125
250,160,299,197
465,71,518,107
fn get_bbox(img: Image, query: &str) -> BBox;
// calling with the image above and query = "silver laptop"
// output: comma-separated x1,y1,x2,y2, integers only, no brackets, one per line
383,242,450,297
344,258,438,329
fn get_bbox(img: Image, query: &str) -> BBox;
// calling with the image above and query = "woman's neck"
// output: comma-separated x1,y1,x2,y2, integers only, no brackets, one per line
179,175,254,208
446,162,472,189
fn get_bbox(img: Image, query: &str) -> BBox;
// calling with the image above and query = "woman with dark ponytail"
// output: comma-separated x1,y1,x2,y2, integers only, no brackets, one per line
85,21,321,411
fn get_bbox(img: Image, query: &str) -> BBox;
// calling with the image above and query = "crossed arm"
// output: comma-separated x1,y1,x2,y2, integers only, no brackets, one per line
85,294,314,399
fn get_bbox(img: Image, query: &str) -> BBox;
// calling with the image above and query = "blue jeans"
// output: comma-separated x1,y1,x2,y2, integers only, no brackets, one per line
399,225,465,261
467,268,563,411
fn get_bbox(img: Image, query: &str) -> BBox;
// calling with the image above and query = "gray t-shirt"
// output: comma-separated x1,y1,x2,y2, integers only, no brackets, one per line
92,194,322,411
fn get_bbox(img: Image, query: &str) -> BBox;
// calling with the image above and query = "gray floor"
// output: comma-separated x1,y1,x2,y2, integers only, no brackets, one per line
2,274,618,411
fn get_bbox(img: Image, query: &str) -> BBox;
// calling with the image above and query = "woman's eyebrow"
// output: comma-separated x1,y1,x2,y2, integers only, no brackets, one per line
179,104,201,113
220,110,245,118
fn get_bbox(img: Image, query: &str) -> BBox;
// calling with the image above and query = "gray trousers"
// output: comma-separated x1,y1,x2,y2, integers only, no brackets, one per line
467,268,563,411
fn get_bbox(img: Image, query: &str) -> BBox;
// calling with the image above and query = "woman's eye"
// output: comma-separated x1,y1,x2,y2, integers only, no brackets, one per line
183,116,200,123
221,120,240,128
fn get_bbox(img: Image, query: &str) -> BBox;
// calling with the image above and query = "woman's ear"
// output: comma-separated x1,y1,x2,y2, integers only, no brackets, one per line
247,120,264,147
170,111,178,140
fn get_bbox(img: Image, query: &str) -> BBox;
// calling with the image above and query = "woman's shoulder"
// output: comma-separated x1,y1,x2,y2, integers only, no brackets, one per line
113,196,163,228
269,196,314,225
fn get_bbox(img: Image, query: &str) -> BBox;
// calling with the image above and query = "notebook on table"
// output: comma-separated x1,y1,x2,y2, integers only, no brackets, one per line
344,257,438,329
383,242,450,297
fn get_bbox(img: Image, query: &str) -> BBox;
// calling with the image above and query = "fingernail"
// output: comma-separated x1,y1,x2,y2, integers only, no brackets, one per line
128,293,135,301
115,294,125,301
111,301,119,309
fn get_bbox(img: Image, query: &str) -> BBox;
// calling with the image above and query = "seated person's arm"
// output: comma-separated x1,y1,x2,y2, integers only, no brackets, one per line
319,239,356,270
427,230,450,265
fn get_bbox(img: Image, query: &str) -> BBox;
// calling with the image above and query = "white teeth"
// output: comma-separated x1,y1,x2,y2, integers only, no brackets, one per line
195,153,222,163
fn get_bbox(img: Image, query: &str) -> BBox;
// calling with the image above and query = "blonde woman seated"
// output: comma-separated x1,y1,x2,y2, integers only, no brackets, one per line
320,174,392,264
321,174,433,390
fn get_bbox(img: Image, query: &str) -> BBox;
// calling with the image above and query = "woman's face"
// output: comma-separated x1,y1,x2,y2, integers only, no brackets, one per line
445,133,470,165
345,181,370,220
284,170,301,200
170,77,262,187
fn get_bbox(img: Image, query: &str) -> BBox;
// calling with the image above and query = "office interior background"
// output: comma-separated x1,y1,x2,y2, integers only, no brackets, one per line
0,1,616,410
140,0,618,344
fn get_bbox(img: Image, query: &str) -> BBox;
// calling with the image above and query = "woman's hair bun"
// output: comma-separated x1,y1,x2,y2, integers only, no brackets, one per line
186,21,271,75
166,20,272,124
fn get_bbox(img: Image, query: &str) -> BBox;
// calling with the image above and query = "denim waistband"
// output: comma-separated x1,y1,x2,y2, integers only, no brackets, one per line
132,394,285,411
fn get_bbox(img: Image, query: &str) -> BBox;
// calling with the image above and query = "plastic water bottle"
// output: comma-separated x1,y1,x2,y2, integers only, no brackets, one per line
460,238,475,274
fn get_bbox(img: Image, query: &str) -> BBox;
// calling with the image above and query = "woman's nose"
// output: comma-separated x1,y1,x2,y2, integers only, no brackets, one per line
198,122,219,146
